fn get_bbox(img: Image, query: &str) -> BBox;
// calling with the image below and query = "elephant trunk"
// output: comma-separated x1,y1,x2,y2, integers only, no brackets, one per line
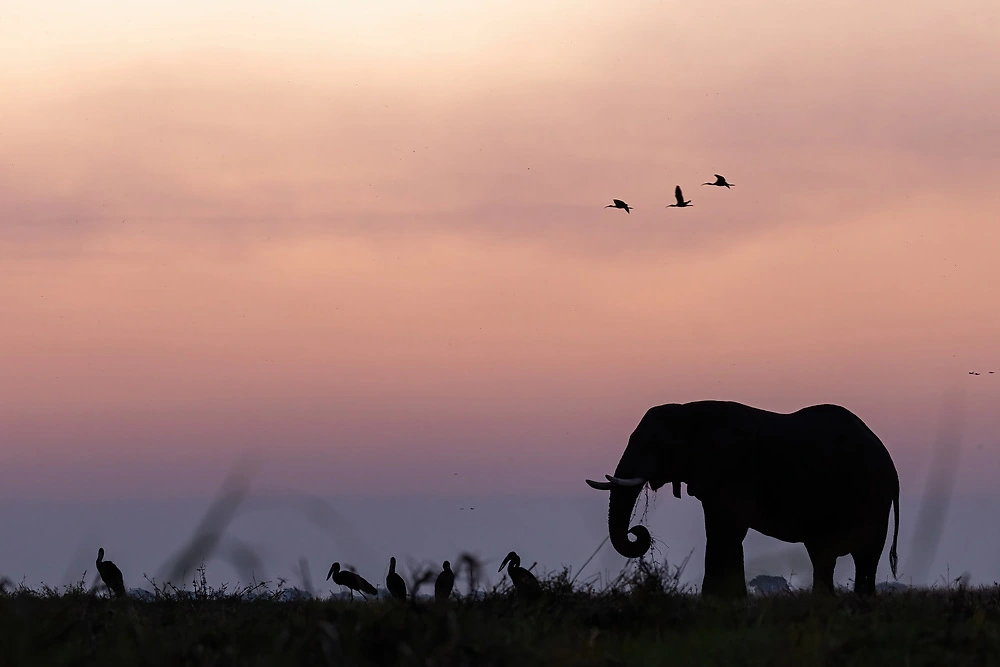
608,484,652,559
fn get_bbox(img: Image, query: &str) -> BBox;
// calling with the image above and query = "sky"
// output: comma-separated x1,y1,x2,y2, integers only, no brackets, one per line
1,0,999,589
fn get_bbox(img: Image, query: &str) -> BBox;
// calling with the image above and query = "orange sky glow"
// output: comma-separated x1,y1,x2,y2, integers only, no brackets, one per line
1,0,999,500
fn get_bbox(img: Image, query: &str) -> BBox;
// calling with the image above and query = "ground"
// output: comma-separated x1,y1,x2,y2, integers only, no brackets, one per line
2,567,999,666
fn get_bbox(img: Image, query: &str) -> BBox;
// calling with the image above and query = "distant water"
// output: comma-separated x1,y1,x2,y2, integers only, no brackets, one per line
1,493,997,593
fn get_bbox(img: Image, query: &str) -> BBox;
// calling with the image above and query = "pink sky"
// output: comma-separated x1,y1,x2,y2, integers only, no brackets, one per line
1,0,999,500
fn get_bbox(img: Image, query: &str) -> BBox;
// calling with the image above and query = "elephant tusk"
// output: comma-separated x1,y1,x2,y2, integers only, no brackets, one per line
605,475,647,487
586,479,614,490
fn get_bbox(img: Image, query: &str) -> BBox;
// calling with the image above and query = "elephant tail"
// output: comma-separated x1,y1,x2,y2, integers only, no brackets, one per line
889,491,900,579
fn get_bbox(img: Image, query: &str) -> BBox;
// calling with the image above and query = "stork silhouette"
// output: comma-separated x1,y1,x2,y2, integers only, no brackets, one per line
605,199,632,214
326,562,377,600
434,561,454,605
667,185,692,208
96,547,126,597
385,557,407,601
702,174,733,188
498,551,542,600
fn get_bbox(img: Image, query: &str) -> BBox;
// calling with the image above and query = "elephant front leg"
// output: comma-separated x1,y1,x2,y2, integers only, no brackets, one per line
701,503,749,600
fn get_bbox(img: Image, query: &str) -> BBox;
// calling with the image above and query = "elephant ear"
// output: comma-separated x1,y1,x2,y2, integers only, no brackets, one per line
672,481,681,498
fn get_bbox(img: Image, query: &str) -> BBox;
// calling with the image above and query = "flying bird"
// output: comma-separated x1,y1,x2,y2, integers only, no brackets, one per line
970,372,981,375
435,560,454,604
498,551,542,600
702,174,734,188
386,557,407,601
327,562,378,600
96,547,126,597
667,186,692,208
605,199,632,214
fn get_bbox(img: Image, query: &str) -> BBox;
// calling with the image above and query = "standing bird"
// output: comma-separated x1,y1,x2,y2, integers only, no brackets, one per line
434,560,454,604
605,199,632,214
702,174,734,188
327,562,378,600
498,551,542,600
96,548,126,598
667,185,692,208
386,557,407,601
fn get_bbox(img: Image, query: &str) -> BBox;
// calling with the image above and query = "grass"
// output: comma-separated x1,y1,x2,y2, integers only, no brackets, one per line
2,563,999,667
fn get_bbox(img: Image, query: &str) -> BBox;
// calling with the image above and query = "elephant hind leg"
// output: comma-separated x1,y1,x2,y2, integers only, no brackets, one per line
852,505,892,596
805,543,837,595
851,550,878,596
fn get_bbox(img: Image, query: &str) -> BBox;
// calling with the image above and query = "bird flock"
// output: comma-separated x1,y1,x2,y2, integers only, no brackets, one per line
93,547,542,603
605,173,733,214
607,174,995,383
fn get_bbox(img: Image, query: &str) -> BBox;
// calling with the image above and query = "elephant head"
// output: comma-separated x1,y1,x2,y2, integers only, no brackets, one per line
586,406,690,559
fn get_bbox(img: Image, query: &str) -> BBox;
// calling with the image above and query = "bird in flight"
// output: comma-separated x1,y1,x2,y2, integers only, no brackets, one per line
667,186,692,208
703,174,734,188
605,199,632,214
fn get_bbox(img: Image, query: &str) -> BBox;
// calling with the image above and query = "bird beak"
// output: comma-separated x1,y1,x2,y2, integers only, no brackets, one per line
498,555,510,573
326,564,335,580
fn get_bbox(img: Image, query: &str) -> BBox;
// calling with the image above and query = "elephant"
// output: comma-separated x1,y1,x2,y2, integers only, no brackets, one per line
586,401,900,598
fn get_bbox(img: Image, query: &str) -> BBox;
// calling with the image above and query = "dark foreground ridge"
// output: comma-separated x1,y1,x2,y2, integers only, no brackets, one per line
3,566,999,667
